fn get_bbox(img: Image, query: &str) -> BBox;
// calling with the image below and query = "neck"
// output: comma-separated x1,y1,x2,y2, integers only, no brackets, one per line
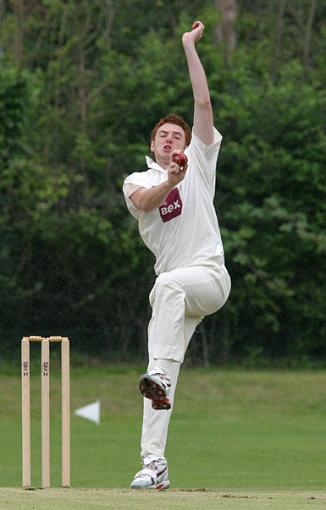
154,154,170,170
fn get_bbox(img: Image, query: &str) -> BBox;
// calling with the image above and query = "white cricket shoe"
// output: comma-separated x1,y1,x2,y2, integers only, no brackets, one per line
139,368,172,410
130,455,170,490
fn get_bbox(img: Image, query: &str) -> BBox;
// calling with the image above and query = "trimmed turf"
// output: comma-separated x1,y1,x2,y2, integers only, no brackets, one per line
1,366,326,491
1,488,326,510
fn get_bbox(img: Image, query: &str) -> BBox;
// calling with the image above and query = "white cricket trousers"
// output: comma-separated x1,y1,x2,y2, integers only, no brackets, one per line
141,263,231,460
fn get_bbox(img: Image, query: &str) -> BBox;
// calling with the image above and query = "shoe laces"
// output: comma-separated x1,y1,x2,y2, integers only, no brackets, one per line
149,368,171,389
144,456,166,473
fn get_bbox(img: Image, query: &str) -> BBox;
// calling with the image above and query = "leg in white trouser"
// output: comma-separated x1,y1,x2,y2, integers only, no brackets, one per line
141,319,198,459
140,264,231,460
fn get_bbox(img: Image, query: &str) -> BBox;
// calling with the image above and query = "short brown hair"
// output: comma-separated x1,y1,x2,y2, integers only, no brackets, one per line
150,113,192,146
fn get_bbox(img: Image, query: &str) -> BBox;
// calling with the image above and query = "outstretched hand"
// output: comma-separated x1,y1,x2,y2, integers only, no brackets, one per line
182,20,205,47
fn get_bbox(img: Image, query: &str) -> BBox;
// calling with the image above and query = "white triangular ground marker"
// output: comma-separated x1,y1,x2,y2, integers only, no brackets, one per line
74,399,100,425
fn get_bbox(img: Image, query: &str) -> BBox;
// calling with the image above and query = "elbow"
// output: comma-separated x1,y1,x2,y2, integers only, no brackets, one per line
130,192,152,213
130,188,159,213
141,204,153,213
195,96,212,109
137,199,153,213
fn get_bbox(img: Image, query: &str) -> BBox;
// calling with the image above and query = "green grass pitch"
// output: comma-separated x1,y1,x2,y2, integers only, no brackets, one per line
1,364,326,508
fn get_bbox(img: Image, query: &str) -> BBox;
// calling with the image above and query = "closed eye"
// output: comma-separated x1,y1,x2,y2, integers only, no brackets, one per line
158,131,183,139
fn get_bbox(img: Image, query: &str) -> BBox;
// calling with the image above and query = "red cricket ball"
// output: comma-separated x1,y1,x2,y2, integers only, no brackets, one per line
172,152,188,168
192,21,200,29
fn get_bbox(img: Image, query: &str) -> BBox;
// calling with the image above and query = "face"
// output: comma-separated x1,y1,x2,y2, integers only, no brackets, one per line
151,122,187,167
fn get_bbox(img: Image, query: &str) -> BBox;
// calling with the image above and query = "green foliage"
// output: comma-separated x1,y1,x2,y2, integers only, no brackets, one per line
0,1,325,363
213,57,326,361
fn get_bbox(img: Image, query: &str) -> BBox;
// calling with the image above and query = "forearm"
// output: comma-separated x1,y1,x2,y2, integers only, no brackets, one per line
130,181,174,213
182,22,214,145
182,40,211,106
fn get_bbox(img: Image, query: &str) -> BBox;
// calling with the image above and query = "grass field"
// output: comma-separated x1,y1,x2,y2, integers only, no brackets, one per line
1,362,326,509
1,488,326,510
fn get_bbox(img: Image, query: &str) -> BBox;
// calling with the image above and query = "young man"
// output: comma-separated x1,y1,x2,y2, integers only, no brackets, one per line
123,21,231,490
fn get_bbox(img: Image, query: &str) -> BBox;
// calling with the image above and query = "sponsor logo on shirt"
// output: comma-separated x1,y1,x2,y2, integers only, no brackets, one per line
159,188,183,223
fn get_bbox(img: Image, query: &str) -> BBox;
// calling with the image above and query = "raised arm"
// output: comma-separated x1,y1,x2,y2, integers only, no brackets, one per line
182,21,214,146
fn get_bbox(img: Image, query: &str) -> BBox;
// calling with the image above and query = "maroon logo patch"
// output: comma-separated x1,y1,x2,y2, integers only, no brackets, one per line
159,188,183,223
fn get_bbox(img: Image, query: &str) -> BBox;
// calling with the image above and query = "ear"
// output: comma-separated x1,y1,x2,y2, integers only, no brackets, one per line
150,140,155,152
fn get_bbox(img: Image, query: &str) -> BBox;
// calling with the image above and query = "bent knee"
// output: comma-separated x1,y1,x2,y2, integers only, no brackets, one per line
150,273,184,304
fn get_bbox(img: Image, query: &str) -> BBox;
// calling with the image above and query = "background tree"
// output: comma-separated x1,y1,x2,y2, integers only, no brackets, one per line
0,0,325,365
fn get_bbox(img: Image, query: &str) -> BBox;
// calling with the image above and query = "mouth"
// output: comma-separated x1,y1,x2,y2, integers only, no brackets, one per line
163,145,172,152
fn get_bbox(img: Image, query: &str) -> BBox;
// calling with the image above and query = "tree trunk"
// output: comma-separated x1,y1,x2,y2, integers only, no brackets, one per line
271,0,287,81
200,322,210,368
214,0,237,65
303,0,317,70
104,0,114,47
10,0,24,67
0,0,6,21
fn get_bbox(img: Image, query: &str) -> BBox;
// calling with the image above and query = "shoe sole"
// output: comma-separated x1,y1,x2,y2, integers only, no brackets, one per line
139,374,171,410
155,481,170,490
130,480,170,490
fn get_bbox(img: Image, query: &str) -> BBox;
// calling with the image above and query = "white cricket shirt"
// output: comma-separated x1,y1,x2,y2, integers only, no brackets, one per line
123,128,225,275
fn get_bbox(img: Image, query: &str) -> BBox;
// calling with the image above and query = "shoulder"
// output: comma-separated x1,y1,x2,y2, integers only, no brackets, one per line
185,127,223,189
124,170,150,186
188,127,222,153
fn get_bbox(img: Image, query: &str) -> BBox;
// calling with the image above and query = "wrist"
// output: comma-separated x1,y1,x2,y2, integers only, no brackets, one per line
182,34,196,50
162,179,175,192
